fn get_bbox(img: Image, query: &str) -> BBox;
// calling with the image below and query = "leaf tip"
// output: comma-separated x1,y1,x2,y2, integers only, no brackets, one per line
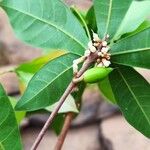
14,99,25,111
14,104,23,111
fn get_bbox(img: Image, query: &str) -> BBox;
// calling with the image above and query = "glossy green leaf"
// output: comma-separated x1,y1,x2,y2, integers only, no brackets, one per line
15,52,82,115
16,51,66,74
94,0,133,38
98,77,116,104
15,53,79,111
111,25,150,69
72,82,86,103
51,114,65,135
46,95,78,113
0,0,88,55
121,20,150,38
15,51,66,92
17,72,34,94
132,20,150,34
109,66,150,137
9,97,26,124
114,0,150,39
85,6,97,33
71,6,91,40
16,53,81,134
0,84,22,150
47,94,78,134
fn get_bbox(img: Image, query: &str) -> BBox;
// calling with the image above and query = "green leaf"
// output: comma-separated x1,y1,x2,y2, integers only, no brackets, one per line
15,51,66,92
85,6,97,33
47,95,78,135
71,6,91,40
46,95,78,113
72,82,86,103
0,84,22,150
51,114,65,135
15,53,79,111
111,25,150,69
9,97,26,124
15,52,82,114
114,0,150,39
17,72,33,93
16,51,66,74
121,20,150,38
0,0,88,55
94,0,133,39
109,65,150,137
98,77,116,104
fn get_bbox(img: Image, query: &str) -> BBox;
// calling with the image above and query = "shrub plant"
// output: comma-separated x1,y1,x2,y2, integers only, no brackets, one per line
0,0,150,149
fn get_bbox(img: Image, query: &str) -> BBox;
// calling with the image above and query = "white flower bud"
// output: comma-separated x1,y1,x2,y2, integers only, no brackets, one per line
102,59,111,67
106,34,110,38
97,58,101,63
90,46,97,53
84,50,91,57
88,41,97,53
102,41,107,47
93,33,100,42
73,56,85,65
73,60,77,64
98,52,104,57
88,41,93,48
73,63,78,73
79,56,86,62
93,42,100,47
101,46,110,53
106,55,111,60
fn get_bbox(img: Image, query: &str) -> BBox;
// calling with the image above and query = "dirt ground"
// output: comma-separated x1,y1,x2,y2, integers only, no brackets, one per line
22,115,150,150
21,88,150,150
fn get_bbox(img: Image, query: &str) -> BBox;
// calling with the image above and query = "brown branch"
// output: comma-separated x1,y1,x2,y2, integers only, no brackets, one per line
54,112,74,150
31,53,98,150
30,82,75,150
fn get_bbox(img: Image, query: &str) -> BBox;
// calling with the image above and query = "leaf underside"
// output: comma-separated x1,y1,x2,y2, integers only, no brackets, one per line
114,0,150,39
46,94,78,113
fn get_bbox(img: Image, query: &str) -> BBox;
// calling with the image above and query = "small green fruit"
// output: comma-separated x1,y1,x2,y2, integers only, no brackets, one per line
84,67,113,83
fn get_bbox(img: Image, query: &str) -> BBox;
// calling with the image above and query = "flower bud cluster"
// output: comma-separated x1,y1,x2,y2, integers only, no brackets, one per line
73,33,111,74
84,32,111,67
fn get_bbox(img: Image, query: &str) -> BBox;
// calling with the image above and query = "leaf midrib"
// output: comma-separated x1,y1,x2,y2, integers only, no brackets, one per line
1,4,86,50
118,69,150,126
105,0,113,35
111,47,150,56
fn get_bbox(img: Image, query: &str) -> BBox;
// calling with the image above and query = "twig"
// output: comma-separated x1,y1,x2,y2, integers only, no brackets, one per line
31,82,75,150
54,113,74,150
31,53,98,150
